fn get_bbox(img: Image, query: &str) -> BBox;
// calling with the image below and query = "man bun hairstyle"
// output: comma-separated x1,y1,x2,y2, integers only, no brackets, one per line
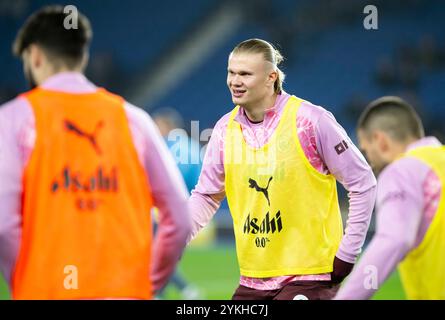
232,38,286,94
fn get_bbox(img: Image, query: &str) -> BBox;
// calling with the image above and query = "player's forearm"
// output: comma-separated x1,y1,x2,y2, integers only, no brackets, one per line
336,169,423,300
337,184,376,263
0,221,21,287
0,99,28,287
0,166,22,288
139,111,191,291
187,191,222,243
335,232,410,300
149,199,190,293
151,196,190,291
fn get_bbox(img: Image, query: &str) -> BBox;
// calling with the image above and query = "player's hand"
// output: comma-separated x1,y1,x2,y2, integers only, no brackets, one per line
331,256,354,284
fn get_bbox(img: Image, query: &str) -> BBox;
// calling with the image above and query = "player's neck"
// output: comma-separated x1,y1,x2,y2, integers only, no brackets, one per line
243,93,278,123
388,137,420,162
36,65,84,86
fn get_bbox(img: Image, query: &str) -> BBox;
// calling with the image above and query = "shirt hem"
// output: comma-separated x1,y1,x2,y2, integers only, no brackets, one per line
240,266,333,278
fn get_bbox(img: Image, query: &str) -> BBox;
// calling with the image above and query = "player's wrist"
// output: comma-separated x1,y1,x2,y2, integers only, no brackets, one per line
331,256,355,284
335,245,358,264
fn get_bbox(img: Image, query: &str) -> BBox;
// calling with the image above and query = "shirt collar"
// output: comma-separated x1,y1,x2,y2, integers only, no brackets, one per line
40,72,97,93
406,136,442,152
234,91,291,123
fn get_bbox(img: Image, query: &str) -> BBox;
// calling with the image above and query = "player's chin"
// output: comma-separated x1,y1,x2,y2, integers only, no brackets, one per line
232,96,246,105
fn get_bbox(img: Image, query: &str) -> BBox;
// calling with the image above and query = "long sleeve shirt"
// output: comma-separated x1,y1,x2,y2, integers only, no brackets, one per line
335,137,442,299
188,92,377,290
0,72,191,292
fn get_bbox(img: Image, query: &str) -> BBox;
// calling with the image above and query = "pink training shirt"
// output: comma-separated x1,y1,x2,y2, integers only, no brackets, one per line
189,92,377,290
0,72,191,293
335,137,442,300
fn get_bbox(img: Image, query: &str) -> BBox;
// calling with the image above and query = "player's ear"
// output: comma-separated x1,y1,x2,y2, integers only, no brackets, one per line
374,130,390,152
79,51,89,72
28,44,42,69
267,69,278,87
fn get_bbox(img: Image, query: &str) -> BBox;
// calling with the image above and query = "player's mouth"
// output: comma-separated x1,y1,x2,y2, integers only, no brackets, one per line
232,89,246,98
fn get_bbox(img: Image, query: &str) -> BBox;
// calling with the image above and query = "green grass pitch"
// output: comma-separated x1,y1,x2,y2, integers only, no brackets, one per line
0,245,405,300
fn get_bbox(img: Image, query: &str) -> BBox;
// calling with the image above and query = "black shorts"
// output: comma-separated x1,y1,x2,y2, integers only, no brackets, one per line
232,280,339,300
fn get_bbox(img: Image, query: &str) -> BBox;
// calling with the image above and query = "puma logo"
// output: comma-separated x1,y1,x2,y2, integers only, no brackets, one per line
64,119,104,155
248,177,273,206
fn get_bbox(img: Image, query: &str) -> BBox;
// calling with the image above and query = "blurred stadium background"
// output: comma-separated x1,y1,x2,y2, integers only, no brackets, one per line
1,0,444,299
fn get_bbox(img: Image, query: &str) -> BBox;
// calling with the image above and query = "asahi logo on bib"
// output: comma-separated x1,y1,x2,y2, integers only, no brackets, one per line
50,166,119,211
243,211,282,235
244,176,283,248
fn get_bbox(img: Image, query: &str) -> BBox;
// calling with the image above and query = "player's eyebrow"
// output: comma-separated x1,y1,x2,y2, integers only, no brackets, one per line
227,68,252,75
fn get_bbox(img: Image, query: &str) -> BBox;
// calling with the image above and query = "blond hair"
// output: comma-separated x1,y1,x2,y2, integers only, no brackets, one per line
231,38,286,94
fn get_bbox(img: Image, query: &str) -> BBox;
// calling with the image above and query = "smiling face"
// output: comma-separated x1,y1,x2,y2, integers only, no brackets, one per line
227,52,276,110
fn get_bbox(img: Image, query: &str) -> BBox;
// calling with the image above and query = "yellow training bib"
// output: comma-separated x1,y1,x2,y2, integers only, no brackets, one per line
224,96,343,278
398,145,445,299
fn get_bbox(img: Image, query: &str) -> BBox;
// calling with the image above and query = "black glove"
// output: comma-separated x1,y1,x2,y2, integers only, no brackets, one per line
331,256,354,284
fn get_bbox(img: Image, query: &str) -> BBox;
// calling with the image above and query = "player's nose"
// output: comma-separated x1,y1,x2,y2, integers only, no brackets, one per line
231,75,243,87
